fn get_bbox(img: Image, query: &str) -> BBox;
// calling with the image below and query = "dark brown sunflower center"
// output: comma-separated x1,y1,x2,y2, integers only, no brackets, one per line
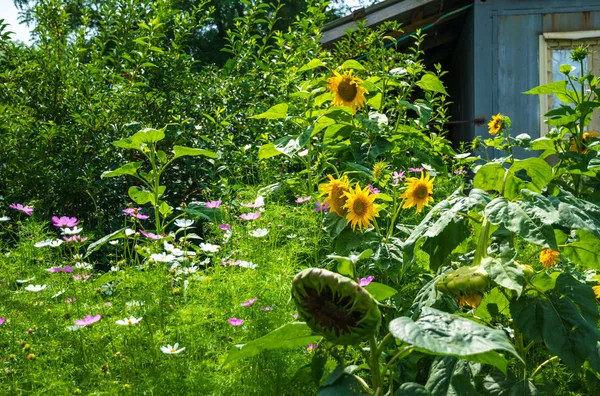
415,185,428,199
353,198,366,216
338,79,358,102
304,286,363,336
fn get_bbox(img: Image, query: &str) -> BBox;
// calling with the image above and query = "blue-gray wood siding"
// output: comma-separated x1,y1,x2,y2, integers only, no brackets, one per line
469,0,600,157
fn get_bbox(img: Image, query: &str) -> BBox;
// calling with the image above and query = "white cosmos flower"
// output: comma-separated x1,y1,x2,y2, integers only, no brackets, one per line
110,266,120,272
199,243,220,253
223,230,232,244
249,228,269,238
109,240,119,245
126,300,145,307
184,266,198,275
161,343,185,354
236,260,257,269
125,228,135,236
61,226,83,235
0,216,10,221
16,277,34,284
34,239,64,248
174,219,195,229
52,289,66,298
115,316,143,326
25,284,47,292
75,262,93,270
150,253,177,263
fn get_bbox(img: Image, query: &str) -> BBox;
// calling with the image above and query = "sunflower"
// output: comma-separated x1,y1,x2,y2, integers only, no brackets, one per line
319,174,350,216
539,248,559,268
569,131,599,153
400,171,435,213
593,285,600,300
487,113,503,135
327,70,368,114
343,183,381,231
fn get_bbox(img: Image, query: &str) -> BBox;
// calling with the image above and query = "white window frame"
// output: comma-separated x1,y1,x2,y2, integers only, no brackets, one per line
538,31,600,136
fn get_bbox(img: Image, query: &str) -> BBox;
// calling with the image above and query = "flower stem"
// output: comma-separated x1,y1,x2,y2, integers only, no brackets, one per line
369,336,382,395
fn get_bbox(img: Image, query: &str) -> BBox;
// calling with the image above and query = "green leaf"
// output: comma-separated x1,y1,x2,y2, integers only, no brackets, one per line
395,383,431,395
547,190,600,240
341,60,365,70
510,273,600,371
389,307,522,374
474,287,511,323
509,380,540,396
251,103,288,119
368,93,382,109
504,158,553,200
370,239,403,271
523,80,567,95
113,128,166,150
425,357,479,396
298,58,325,72
481,257,525,296
323,212,347,239
403,189,490,272
409,274,458,320
85,228,125,258
173,145,218,159
101,162,143,178
561,229,600,269
318,372,368,395
182,203,222,223
224,322,321,366
364,282,397,302
473,163,506,194
128,186,153,205
158,201,172,217
258,143,282,159
416,74,448,95
484,197,558,249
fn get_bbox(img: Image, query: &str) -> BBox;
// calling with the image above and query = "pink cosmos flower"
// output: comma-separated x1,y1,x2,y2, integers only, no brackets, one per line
392,171,405,186
240,298,258,307
0,317,5,326
295,196,311,204
314,202,329,212
65,297,76,303
408,167,424,173
104,302,112,307
260,306,273,311
47,267,62,273
454,168,467,175
306,343,318,353
219,224,231,231
63,235,88,243
239,212,260,221
205,200,222,208
367,185,380,194
228,318,244,326
73,274,91,281
62,266,74,273
52,216,79,228
291,313,299,319
122,207,149,220
74,314,102,327
9,203,33,216
139,230,164,240
358,275,374,287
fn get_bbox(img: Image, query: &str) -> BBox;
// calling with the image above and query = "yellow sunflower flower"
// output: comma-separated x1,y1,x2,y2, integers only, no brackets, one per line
400,171,435,213
487,113,503,135
327,70,368,114
319,174,351,217
343,183,381,231
539,248,559,268
593,285,600,300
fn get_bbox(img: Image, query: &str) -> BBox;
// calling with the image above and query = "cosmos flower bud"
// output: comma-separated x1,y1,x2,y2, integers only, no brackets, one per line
291,268,381,345
435,265,490,308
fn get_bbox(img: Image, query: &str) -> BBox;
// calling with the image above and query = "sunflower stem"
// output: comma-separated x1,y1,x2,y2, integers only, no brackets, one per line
369,336,382,394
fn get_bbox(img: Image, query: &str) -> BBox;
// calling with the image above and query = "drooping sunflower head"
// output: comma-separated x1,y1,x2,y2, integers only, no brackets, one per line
343,183,381,231
327,70,368,114
584,130,600,141
435,264,490,308
539,248,560,268
487,113,504,135
319,174,350,216
400,171,435,213
291,268,381,345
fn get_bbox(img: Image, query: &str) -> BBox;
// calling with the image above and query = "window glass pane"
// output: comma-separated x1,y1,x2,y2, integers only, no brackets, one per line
551,49,588,110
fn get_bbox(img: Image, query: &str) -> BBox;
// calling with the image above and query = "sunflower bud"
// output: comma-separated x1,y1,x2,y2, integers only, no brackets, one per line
291,268,381,345
435,265,490,308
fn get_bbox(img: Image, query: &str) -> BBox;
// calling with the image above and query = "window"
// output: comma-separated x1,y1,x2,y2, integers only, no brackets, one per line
538,31,600,136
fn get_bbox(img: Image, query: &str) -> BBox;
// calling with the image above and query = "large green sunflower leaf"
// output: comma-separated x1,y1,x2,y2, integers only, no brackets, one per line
416,73,447,95
172,145,218,159
484,197,558,249
510,273,600,372
561,229,600,269
425,357,480,396
389,307,522,375
250,103,288,119
481,257,525,296
101,161,143,178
